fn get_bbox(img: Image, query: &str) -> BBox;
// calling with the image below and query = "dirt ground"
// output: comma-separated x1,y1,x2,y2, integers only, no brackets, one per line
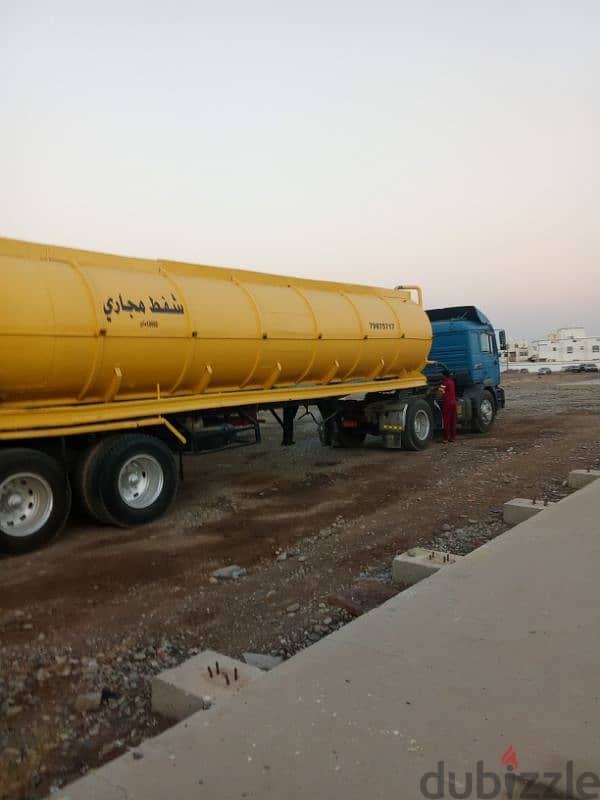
1,373,599,799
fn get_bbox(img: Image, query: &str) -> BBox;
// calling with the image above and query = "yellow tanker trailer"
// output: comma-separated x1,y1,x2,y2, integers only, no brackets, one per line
0,237,433,552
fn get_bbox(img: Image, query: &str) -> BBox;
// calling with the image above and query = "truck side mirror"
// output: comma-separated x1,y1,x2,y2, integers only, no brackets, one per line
498,330,507,351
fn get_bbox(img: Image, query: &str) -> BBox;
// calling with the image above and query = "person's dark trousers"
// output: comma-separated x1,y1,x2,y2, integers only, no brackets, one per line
443,403,457,442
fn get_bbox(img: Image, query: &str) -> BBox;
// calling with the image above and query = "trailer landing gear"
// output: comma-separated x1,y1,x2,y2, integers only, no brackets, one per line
270,404,299,446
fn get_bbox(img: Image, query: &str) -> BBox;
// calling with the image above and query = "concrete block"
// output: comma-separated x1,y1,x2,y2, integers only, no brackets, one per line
242,652,283,671
503,498,555,525
151,650,263,721
568,470,600,490
392,547,462,587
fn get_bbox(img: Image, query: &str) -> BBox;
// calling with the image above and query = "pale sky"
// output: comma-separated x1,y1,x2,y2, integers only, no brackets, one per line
2,0,599,340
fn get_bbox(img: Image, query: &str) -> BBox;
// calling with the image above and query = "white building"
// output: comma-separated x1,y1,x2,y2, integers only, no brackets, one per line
507,339,531,363
530,327,600,364
502,326,600,372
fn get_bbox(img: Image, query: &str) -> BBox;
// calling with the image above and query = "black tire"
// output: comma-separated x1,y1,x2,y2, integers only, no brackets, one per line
317,401,336,446
0,448,71,554
401,399,434,451
72,438,118,525
333,426,367,448
318,423,332,446
95,434,179,527
331,400,366,448
471,392,496,434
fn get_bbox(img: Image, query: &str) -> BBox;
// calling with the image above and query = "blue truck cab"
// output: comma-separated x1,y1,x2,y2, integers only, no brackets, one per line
425,306,506,433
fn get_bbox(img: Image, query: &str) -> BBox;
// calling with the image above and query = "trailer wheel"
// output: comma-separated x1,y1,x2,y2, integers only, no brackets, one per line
0,449,71,553
332,400,366,448
73,438,118,525
401,399,433,451
96,434,179,527
334,426,366,448
318,423,332,446
471,392,495,434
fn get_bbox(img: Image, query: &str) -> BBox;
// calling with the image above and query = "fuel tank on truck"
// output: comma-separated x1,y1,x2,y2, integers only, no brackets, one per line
0,238,432,410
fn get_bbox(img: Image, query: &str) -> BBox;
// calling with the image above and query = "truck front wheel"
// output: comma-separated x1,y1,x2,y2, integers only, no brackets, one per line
471,392,496,434
0,448,72,553
401,399,434,451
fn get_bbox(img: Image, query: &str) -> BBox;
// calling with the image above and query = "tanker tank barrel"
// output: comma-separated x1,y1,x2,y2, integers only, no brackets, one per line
0,236,433,554
0,237,432,414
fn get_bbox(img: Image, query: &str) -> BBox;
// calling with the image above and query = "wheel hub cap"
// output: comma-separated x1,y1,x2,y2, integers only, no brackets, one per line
7,493,23,511
0,473,54,537
481,399,493,423
414,409,431,440
118,455,164,509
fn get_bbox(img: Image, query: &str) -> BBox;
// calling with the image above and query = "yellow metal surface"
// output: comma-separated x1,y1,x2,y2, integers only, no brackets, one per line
0,375,425,438
0,416,187,443
0,237,432,438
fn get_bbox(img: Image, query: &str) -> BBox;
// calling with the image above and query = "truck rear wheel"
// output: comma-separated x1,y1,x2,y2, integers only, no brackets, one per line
334,426,366,448
75,434,178,528
0,448,71,553
94,434,179,527
332,400,366,448
471,392,495,434
401,399,433,451
73,439,117,525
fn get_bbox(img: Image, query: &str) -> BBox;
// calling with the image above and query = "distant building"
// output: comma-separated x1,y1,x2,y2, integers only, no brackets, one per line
530,327,600,363
502,326,600,372
507,339,531,362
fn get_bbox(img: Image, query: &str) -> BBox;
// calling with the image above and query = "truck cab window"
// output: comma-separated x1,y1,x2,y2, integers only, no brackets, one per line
480,333,493,354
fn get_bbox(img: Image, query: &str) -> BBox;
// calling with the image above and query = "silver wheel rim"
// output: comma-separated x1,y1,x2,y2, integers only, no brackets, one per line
480,398,494,424
0,472,53,537
413,409,431,441
117,455,164,509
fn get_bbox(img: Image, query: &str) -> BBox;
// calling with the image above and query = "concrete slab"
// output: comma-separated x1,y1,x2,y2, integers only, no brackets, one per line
391,547,462,586
568,469,600,489
59,480,600,800
151,650,263,721
503,497,555,524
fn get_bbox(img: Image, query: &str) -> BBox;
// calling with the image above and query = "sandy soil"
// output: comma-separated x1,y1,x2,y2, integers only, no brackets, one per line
1,372,599,799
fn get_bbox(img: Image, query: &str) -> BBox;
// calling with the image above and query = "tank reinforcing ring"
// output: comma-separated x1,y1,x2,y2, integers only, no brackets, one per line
117,454,164,509
0,472,54,537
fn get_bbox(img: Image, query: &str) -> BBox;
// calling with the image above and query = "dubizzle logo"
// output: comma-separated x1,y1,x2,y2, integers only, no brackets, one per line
501,744,518,771
419,745,600,799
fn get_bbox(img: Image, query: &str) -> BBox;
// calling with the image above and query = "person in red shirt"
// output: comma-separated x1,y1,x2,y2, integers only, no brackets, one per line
440,369,457,443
